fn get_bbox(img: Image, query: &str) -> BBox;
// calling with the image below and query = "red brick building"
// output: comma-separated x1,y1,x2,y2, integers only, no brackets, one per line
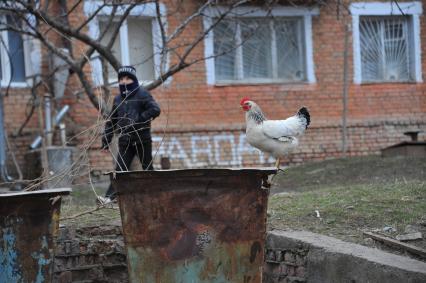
1,0,425,178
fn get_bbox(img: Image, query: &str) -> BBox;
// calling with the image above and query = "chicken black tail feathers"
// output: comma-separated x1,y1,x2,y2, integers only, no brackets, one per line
297,107,311,128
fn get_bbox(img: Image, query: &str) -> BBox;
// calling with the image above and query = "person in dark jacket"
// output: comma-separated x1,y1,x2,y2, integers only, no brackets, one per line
98,66,161,204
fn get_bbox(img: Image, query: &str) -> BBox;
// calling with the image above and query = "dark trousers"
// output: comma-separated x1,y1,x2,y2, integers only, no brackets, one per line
105,139,153,199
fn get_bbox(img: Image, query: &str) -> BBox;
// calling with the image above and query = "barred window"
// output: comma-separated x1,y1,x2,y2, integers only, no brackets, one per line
360,16,413,82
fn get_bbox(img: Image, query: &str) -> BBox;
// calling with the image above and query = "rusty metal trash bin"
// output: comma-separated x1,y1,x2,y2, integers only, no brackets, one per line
0,188,71,283
112,168,276,283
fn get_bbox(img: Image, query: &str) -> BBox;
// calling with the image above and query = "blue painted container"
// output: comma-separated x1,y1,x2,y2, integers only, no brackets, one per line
0,188,71,283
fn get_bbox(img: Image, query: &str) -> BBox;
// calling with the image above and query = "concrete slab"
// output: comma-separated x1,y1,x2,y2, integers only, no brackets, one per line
267,230,426,283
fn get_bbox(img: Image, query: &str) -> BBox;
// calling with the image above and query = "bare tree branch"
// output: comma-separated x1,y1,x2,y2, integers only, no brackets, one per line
1,0,329,116
154,0,167,51
78,3,136,70
18,0,122,69
75,2,105,32
76,5,119,69
14,79,41,137
164,0,249,79
66,0,84,20
167,0,214,43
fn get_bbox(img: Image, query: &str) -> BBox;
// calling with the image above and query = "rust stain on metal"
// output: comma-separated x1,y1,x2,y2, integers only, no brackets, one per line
0,188,70,283
113,168,275,283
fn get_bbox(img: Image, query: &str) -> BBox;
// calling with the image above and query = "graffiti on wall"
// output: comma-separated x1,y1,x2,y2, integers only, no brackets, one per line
152,133,275,167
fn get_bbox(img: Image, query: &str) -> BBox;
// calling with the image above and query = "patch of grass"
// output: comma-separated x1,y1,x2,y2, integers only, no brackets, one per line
59,182,121,227
60,203,121,227
268,181,426,243
273,155,426,193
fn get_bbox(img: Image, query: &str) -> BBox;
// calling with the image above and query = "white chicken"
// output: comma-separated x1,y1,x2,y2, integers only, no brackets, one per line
240,97,310,169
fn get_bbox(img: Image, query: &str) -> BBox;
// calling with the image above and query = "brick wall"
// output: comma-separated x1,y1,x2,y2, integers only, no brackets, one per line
54,225,127,283
145,118,425,170
54,225,426,283
264,247,308,283
74,0,426,173
2,89,40,177
2,0,426,179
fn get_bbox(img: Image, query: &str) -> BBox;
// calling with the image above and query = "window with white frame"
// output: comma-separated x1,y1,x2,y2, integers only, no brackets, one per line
0,15,27,85
360,16,412,82
128,18,155,82
351,2,423,84
98,20,121,81
214,17,306,82
98,18,155,83
204,6,318,85
85,2,166,86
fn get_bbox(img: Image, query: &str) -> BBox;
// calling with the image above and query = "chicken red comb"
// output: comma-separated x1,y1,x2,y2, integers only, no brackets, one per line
240,97,251,105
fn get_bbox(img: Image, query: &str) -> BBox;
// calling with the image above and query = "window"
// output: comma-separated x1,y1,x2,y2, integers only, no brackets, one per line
98,21,122,81
360,16,412,82
85,2,167,86
214,17,306,82
0,15,27,85
204,6,318,85
98,18,155,83
351,2,423,84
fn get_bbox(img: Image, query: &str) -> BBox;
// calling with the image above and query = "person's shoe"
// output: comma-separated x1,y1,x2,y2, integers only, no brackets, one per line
96,196,116,206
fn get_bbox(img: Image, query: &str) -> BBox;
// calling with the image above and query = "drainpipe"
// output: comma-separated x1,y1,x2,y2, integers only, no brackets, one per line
59,123,67,146
0,93,13,182
44,95,52,146
30,104,70,149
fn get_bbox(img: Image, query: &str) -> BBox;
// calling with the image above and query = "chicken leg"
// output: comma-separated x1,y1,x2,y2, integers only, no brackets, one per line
271,158,283,184
275,158,280,170
274,158,287,174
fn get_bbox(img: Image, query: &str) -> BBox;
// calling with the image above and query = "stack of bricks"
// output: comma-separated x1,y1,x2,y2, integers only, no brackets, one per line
54,225,128,283
263,247,309,283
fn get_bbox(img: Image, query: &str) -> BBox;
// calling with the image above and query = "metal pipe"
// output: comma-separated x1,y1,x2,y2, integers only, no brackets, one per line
30,136,43,150
44,95,52,146
30,104,70,149
0,93,14,182
54,105,70,124
59,123,66,146
342,24,350,157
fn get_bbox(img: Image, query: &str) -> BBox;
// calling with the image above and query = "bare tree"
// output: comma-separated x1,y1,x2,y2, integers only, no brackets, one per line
1,0,352,189
0,0,274,117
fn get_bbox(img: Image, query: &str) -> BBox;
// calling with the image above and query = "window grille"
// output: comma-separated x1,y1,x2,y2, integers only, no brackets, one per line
360,16,412,82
